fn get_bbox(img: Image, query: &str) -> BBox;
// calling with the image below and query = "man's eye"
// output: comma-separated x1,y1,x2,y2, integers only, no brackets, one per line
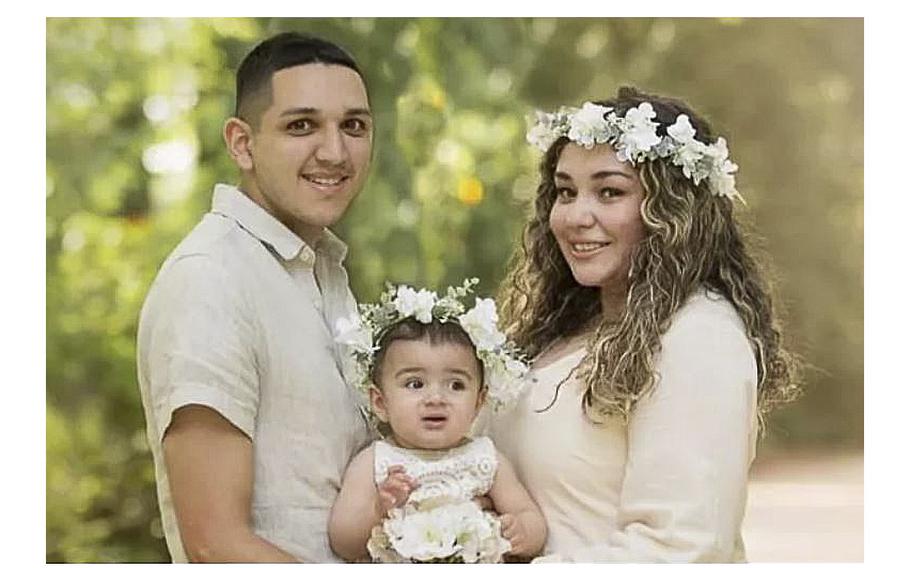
342,118,370,136
287,119,315,133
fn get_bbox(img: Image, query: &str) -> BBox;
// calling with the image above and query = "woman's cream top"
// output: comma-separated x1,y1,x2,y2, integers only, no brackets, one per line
490,290,758,562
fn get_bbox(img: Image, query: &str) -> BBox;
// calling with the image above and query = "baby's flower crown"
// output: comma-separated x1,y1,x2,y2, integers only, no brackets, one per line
526,101,743,202
334,278,532,411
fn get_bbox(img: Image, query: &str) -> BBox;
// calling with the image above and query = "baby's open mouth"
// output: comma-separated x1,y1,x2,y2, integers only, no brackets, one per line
421,415,448,426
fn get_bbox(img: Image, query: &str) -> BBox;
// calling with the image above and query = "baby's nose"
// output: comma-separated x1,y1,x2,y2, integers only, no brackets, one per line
423,388,447,404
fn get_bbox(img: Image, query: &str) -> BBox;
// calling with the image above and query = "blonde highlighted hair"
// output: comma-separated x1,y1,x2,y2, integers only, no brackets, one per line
499,86,801,423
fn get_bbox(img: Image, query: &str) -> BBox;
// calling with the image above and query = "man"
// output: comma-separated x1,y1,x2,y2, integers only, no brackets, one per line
136,32,373,562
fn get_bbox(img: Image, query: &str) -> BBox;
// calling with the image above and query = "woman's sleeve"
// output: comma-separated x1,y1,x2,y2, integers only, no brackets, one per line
536,298,758,563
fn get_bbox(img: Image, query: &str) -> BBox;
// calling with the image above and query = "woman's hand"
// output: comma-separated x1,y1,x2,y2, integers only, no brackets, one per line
500,512,535,557
375,465,418,518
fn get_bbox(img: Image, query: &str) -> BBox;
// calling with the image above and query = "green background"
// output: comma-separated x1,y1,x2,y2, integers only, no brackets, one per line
46,17,863,562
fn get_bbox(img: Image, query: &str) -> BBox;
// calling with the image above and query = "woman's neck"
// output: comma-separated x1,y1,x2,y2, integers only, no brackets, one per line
599,285,626,322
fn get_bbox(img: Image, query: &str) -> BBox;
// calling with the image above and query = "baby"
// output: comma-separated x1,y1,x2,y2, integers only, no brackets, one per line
328,282,547,563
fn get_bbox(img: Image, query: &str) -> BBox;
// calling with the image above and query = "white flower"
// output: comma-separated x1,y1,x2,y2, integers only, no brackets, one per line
394,286,437,324
672,138,709,180
667,114,696,143
709,158,739,199
458,298,506,351
567,102,612,148
624,102,658,127
334,315,372,353
710,170,738,199
413,290,437,323
702,137,741,199
373,502,510,563
526,111,562,151
485,357,530,409
617,103,661,160
386,508,461,561
527,102,743,202
705,136,731,164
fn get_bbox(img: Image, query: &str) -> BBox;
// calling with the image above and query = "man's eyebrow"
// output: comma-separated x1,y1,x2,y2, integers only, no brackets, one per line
278,107,373,118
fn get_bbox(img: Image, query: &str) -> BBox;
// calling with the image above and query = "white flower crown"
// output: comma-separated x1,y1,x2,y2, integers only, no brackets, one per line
526,101,743,202
334,278,531,412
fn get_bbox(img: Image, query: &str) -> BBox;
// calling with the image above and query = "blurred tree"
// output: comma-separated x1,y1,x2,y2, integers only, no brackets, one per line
46,17,863,561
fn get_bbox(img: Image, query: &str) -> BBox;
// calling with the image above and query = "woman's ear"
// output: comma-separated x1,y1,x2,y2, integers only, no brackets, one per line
369,385,389,423
223,117,255,171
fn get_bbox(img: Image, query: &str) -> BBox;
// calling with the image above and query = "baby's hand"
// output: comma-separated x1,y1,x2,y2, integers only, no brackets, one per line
375,465,418,518
500,513,533,558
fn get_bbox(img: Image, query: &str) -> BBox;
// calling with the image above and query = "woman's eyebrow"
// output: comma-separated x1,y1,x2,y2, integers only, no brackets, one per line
555,169,633,181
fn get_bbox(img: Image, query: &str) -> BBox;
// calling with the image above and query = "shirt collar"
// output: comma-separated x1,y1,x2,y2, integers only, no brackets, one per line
210,183,348,264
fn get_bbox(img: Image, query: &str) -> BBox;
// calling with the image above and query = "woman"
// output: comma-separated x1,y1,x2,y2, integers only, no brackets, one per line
490,87,801,562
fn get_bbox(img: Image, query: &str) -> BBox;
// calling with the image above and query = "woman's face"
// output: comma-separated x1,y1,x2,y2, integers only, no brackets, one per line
549,143,647,295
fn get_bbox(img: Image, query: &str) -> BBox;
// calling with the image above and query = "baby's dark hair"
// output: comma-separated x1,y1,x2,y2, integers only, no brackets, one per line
369,318,485,388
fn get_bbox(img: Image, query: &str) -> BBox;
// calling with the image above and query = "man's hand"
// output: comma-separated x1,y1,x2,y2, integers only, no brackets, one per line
375,465,418,518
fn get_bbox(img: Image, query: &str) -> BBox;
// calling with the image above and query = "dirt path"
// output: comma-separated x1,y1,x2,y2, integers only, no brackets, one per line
743,451,863,562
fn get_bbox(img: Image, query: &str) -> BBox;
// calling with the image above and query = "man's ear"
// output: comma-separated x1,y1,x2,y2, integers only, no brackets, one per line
370,385,389,423
223,117,255,171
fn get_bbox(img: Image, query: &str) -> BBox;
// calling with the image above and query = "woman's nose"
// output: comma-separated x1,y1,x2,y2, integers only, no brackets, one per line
564,199,596,227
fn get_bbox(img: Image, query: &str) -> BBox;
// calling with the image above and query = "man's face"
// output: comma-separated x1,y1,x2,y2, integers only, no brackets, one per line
241,63,373,244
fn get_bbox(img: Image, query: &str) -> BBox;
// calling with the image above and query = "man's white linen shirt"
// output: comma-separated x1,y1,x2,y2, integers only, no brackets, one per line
136,183,370,562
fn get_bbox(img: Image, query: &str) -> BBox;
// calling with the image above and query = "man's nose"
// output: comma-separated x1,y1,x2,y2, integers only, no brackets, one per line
315,126,348,164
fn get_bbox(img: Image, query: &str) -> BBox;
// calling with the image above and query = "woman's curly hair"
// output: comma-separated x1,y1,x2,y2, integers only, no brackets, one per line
498,86,802,424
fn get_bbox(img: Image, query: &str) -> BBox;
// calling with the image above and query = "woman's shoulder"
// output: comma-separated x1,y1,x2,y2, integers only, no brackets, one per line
659,288,756,380
668,288,748,339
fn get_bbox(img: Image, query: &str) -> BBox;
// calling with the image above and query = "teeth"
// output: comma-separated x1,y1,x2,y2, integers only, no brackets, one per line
572,242,607,252
303,175,345,186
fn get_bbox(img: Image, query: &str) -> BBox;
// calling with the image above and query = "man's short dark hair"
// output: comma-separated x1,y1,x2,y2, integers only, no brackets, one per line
235,32,364,128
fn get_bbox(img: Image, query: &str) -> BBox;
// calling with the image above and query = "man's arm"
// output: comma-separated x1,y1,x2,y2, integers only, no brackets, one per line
488,452,548,559
163,404,298,562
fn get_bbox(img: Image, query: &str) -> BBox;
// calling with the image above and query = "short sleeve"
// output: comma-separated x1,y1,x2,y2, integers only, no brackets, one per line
141,254,260,442
547,295,758,563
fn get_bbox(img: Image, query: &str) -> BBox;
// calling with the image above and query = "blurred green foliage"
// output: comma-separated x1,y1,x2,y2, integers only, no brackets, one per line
46,18,862,562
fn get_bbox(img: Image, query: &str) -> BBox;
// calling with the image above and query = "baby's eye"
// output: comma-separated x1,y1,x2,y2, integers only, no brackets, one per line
404,378,424,390
449,379,467,392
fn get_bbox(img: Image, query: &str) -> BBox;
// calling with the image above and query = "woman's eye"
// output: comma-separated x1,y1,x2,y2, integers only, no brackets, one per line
601,187,625,199
555,187,575,201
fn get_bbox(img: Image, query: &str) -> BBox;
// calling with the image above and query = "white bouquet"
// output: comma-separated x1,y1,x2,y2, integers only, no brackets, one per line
367,501,511,563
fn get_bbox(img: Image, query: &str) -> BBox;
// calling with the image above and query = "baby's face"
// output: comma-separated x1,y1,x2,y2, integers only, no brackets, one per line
370,339,485,450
